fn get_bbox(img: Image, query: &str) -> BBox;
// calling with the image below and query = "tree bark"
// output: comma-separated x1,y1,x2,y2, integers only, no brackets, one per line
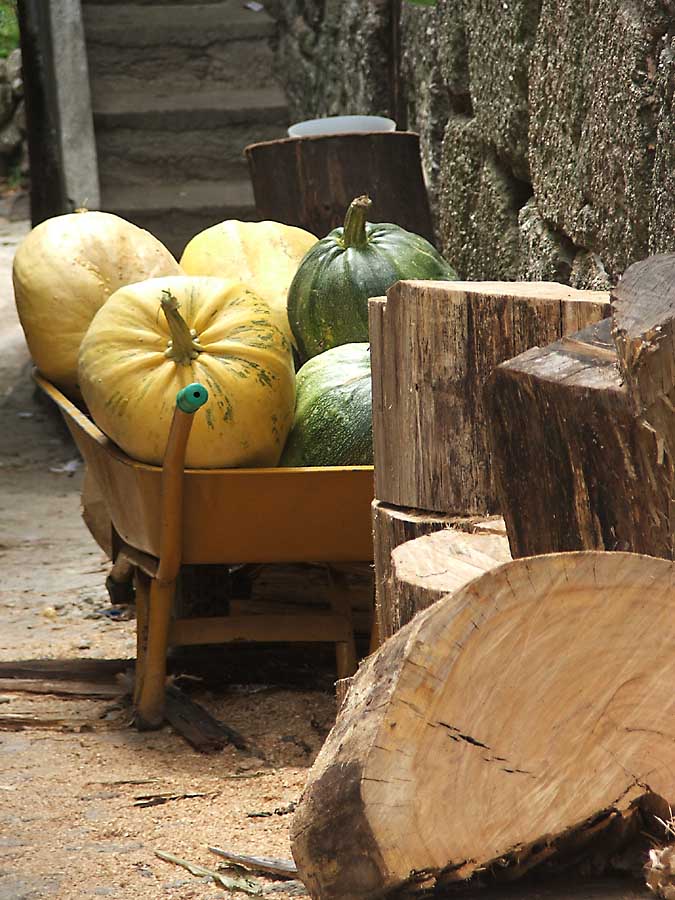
372,499,505,640
292,550,675,899
369,281,609,516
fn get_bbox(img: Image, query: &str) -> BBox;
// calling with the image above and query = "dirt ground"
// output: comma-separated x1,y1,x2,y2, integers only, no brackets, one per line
0,217,339,899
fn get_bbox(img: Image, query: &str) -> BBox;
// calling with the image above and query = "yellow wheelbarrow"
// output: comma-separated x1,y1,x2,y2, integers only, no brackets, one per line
35,374,374,729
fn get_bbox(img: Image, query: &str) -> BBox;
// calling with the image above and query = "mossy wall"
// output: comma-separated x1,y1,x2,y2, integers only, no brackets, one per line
272,0,675,287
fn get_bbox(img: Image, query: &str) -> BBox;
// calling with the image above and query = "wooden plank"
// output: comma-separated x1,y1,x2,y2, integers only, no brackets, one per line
170,613,353,647
0,678,123,699
164,685,248,754
369,280,609,515
0,658,130,682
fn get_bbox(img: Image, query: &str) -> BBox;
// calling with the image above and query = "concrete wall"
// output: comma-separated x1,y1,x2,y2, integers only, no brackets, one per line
272,0,675,288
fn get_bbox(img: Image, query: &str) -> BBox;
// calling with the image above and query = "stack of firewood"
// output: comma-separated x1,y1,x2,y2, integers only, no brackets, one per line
290,266,675,900
368,279,608,640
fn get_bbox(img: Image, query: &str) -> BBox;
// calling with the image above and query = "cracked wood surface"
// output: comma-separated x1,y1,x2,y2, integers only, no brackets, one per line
368,281,609,516
291,551,675,899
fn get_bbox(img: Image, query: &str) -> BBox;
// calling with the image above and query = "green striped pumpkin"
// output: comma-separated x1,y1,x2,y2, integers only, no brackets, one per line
280,343,373,467
287,195,458,362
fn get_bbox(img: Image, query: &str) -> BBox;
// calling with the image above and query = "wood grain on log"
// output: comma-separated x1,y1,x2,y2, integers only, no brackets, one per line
391,527,511,633
292,550,675,899
369,281,609,516
245,132,435,243
372,499,505,640
487,317,671,559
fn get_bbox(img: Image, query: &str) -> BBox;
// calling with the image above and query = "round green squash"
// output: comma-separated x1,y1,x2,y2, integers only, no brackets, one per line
287,195,458,361
280,343,373,467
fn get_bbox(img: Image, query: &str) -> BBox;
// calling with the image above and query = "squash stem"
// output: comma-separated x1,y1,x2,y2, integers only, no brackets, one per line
341,195,372,249
161,289,202,365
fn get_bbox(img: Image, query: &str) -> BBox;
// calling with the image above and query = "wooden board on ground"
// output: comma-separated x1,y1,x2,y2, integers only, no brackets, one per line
372,500,506,640
369,281,609,516
292,550,675,898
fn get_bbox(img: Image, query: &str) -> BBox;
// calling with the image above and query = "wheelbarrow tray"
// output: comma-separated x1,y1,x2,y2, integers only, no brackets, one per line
36,374,374,564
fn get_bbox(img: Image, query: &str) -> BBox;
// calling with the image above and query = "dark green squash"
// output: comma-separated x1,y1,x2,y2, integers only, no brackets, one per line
280,343,373,467
287,195,458,361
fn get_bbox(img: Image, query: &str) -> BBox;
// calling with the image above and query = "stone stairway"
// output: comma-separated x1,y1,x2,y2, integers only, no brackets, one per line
80,0,289,256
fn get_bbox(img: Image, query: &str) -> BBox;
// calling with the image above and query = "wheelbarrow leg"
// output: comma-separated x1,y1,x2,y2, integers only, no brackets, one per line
134,576,175,730
327,566,358,680
132,382,209,729
133,569,150,705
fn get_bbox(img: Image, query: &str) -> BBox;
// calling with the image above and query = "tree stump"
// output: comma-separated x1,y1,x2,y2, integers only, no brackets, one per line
245,132,435,243
487,255,675,560
292,549,675,899
372,500,506,640
369,281,609,516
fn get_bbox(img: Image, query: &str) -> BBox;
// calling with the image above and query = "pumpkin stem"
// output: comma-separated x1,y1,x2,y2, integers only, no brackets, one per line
341,195,372,249
161,289,202,365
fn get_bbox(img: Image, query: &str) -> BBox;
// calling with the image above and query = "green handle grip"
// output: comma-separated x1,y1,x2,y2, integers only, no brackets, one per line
176,382,209,414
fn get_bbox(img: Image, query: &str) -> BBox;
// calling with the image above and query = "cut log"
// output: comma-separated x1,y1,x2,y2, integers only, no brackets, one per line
245,132,435,243
372,499,506,640
486,316,671,559
612,254,675,496
368,280,609,515
291,550,675,899
390,527,511,635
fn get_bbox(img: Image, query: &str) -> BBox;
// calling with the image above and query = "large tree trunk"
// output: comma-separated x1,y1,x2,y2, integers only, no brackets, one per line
369,281,608,516
372,500,506,640
487,255,675,560
291,547,675,899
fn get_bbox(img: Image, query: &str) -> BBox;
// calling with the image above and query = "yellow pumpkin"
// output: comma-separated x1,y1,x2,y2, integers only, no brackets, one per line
78,276,296,468
180,220,317,344
13,210,182,397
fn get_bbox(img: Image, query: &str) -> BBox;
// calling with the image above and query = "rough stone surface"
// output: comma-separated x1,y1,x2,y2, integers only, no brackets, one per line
0,50,25,173
274,0,675,287
270,0,394,123
399,4,448,220
438,115,524,279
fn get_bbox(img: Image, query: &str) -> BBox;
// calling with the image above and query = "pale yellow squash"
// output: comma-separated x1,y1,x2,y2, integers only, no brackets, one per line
78,276,296,468
13,210,182,397
180,220,317,344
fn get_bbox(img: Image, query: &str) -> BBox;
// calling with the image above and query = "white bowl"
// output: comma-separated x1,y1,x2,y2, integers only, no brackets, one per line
287,115,397,138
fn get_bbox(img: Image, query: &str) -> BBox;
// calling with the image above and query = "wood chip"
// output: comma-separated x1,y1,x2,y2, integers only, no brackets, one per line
164,685,249,753
208,846,297,878
155,849,262,895
133,791,212,808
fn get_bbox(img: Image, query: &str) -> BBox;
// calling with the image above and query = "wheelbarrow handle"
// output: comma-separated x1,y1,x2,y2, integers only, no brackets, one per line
156,382,209,585
176,382,209,414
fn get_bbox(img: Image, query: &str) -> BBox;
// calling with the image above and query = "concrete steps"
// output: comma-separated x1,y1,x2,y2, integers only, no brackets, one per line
82,0,288,255
102,179,256,254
